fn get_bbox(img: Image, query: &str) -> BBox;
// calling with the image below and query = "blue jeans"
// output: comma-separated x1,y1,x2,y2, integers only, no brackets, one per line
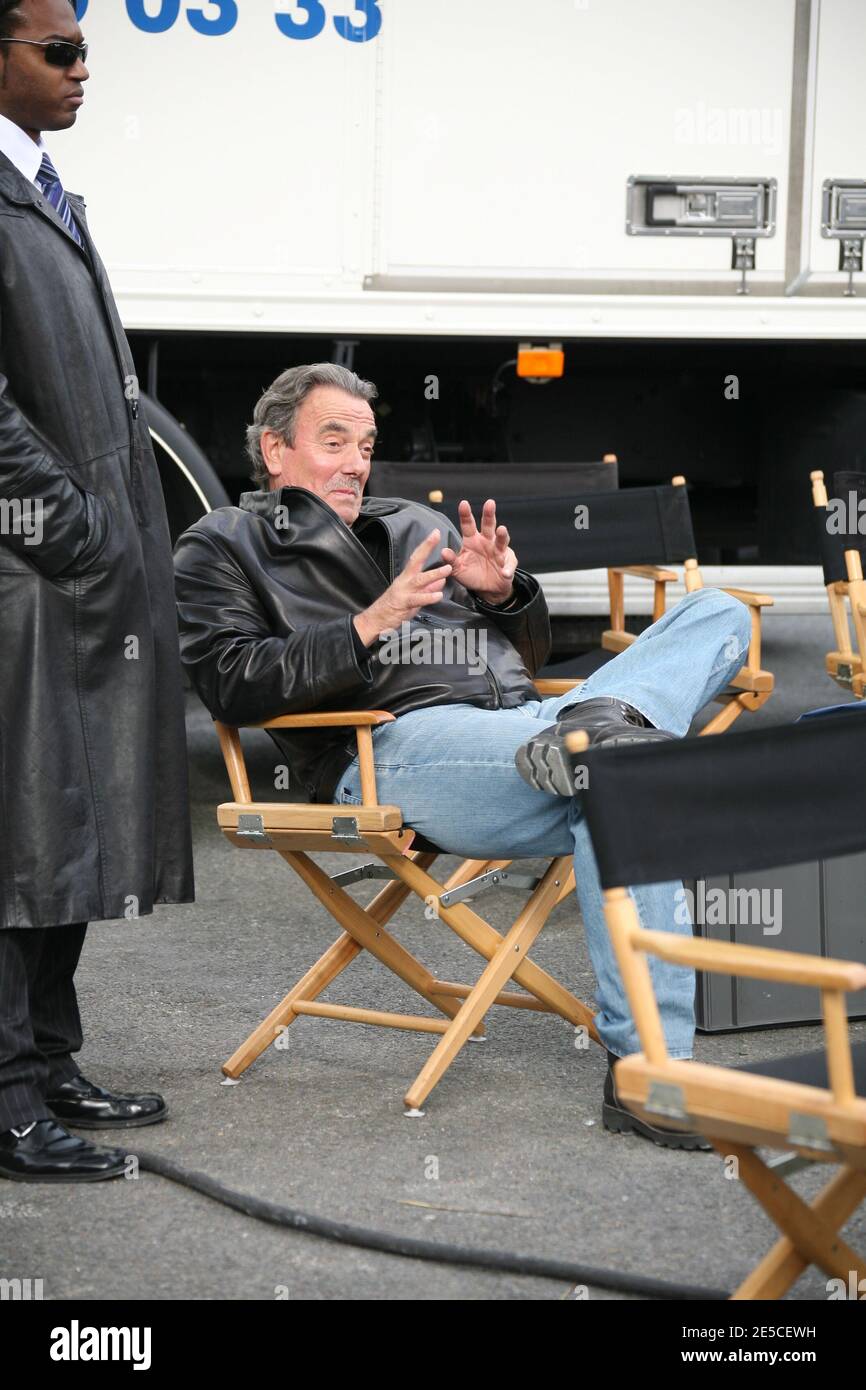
337,589,752,1059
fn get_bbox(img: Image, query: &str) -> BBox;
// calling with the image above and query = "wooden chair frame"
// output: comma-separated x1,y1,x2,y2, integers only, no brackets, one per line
536,475,773,734
566,729,866,1301
857,600,866,699
811,469,866,697
214,712,600,1113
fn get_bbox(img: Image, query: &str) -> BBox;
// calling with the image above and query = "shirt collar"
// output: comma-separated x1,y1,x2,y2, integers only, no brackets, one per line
0,113,46,185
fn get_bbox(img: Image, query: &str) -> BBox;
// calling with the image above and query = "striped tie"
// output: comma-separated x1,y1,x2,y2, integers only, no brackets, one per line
35,151,83,247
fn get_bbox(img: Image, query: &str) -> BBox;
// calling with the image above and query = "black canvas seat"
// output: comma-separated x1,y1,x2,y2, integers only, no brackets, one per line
738,1043,866,1097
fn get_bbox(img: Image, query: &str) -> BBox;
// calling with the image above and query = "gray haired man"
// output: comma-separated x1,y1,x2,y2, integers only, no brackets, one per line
175,363,752,1145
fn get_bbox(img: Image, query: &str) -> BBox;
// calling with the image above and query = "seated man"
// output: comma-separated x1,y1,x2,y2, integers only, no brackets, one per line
174,363,752,1148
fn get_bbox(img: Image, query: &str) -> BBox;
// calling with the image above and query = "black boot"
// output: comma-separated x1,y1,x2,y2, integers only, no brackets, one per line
603,1051,712,1151
516,696,675,796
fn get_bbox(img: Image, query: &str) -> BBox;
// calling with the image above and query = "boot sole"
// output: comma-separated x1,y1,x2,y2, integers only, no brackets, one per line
516,730,671,797
515,738,575,797
602,1101,713,1151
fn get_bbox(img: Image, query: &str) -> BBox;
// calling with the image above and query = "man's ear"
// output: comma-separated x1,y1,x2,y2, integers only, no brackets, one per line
260,429,288,480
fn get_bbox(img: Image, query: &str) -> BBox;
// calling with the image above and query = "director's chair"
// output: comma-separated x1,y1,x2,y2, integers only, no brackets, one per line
574,712,866,1300
214,712,599,1112
811,469,866,697
437,476,774,737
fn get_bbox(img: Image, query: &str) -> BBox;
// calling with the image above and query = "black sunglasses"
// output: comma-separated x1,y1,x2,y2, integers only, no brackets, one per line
3,39,88,67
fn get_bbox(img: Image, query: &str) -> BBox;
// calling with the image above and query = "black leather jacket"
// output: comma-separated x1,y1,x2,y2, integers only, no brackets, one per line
0,152,193,929
173,487,552,800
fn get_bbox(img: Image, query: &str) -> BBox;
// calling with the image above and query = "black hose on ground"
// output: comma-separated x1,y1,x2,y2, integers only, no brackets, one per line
135,1150,731,1300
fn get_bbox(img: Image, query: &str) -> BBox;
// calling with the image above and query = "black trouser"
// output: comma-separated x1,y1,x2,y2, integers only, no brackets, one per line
0,923,87,1131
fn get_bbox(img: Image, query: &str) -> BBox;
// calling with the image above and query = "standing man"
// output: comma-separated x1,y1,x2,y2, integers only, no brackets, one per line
0,0,194,1181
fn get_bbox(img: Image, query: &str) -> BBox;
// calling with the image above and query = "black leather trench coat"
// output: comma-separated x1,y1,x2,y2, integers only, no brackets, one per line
0,152,194,929
173,486,552,802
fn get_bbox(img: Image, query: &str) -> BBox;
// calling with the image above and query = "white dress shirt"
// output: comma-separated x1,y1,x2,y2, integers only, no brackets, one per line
0,111,46,184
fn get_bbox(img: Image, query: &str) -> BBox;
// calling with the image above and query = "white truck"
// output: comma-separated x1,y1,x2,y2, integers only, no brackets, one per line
54,0,866,615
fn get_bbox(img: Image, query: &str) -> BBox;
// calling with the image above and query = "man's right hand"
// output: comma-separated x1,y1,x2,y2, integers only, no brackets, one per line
353,528,452,646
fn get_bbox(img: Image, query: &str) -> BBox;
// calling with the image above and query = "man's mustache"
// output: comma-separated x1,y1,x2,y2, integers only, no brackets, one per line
324,477,362,496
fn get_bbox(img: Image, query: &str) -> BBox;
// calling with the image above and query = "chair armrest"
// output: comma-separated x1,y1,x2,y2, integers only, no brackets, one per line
534,678,583,695
720,587,774,608
253,711,396,729
601,630,636,654
215,710,395,808
634,928,866,993
611,565,678,583
607,566,675,626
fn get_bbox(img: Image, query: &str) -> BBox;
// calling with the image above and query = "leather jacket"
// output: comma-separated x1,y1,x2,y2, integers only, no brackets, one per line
173,486,552,801
0,151,193,929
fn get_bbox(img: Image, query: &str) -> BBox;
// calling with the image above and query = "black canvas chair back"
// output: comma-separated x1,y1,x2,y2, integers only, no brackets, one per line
435,483,697,576
814,469,866,585
580,710,866,889
366,457,619,507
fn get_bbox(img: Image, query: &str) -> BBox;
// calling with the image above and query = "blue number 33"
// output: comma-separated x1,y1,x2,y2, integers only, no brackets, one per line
276,2,382,43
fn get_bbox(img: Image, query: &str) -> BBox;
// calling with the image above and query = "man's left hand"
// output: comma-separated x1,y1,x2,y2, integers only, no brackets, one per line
440,499,518,606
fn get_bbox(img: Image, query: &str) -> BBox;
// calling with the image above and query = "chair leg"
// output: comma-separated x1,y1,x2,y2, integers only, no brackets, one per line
402,858,570,1111
555,866,575,904
715,1142,866,1299
222,930,360,1079
388,852,599,1039
222,850,473,1079
700,697,747,736
730,1163,866,1301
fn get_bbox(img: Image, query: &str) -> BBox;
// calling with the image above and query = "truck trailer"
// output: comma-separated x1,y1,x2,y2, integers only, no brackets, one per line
56,0,866,616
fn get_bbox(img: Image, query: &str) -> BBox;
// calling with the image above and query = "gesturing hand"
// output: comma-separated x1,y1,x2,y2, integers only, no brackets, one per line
354,529,452,646
440,499,517,605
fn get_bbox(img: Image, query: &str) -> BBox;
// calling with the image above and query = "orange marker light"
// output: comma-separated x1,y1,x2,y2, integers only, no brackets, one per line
516,346,565,379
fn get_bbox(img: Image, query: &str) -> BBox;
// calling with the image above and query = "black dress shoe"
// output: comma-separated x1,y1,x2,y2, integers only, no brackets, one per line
603,1051,712,1151
0,1119,127,1183
515,696,676,796
46,1074,167,1129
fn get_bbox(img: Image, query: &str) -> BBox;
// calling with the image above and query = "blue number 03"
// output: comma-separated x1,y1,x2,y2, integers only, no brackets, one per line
125,0,180,33
187,0,238,35
275,2,327,41
333,1,382,43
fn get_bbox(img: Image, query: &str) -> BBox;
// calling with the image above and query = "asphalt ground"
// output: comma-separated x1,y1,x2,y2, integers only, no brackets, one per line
2,615,864,1302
